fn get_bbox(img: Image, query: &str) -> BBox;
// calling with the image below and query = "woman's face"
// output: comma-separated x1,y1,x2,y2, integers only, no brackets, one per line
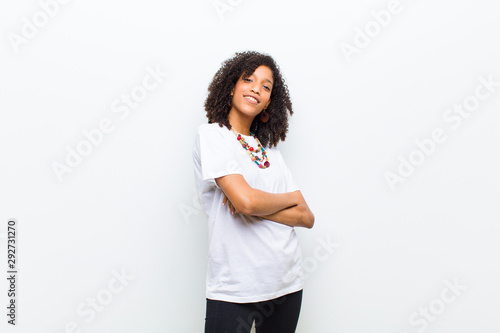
230,65,273,119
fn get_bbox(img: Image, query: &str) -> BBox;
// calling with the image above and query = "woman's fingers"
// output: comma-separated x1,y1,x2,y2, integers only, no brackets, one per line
222,193,236,215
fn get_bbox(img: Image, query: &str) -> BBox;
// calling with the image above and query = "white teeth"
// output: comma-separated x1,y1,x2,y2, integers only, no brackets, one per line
245,96,258,103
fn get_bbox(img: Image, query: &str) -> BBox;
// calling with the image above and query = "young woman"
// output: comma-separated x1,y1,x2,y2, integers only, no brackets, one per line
192,50,314,333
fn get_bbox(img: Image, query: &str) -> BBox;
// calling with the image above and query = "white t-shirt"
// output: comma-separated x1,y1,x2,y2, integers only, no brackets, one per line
192,122,305,303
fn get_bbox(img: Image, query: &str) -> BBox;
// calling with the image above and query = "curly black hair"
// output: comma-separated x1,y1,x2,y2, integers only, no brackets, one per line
204,51,293,148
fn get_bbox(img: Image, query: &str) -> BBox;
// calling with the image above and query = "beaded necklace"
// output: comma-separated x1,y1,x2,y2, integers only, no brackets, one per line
230,127,270,169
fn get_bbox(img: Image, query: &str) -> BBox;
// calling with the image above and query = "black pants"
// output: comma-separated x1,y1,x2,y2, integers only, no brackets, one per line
204,289,303,333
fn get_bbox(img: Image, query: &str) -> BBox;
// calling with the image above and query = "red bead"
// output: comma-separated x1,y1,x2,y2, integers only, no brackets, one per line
232,129,270,169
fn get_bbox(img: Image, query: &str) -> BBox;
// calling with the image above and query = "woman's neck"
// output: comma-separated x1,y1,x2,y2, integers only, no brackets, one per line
228,112,252,136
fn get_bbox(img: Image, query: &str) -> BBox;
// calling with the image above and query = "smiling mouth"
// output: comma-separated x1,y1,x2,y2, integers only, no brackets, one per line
244,95,259,104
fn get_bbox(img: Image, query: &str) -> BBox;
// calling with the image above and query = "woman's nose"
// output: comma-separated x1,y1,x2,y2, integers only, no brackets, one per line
250,87,260,94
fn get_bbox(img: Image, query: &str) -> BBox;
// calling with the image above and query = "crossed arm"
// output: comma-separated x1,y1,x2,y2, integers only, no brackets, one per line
215,174,314,229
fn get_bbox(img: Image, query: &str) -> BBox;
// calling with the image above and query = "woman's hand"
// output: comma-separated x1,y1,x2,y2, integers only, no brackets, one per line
222,193,237,215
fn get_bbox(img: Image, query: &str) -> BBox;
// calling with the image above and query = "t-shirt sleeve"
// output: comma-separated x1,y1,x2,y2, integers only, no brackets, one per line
197,126,244,190
277,149,300,193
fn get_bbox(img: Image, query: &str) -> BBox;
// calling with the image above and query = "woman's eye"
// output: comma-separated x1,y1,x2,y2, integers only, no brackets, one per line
243,78,270,91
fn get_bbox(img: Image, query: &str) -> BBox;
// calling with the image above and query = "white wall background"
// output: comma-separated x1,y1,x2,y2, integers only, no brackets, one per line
1,0,499,332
